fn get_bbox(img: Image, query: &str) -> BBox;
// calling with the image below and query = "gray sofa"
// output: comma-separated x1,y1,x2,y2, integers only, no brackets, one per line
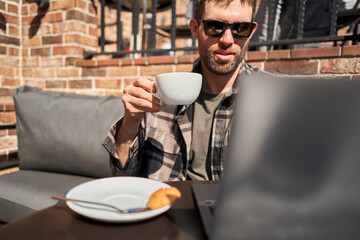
0,86,124,223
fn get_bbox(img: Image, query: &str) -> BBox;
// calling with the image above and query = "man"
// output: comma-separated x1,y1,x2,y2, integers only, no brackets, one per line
103,0,260,181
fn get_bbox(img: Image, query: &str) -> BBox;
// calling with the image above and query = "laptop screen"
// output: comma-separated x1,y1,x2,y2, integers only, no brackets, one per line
212,74,360,239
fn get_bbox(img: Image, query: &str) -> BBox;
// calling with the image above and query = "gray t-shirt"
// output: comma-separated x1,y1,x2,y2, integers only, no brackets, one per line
187,90,225,180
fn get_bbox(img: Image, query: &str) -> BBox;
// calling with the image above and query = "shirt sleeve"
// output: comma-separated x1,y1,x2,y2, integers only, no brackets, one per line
102,117,143,176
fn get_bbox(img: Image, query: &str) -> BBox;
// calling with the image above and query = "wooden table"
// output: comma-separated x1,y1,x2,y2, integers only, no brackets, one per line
0,181,207,240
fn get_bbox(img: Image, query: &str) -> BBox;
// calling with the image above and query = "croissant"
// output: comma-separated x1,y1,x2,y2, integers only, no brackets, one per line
147,186,182,210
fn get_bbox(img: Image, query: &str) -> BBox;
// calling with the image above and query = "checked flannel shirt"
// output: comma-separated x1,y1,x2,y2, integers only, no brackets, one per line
103,59,260,181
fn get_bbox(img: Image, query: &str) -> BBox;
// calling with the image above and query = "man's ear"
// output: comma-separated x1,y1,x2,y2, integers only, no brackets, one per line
249,22,258,39
189,18,199,38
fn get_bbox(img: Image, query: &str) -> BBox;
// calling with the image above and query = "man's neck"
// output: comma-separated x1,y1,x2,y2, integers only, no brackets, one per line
201,62,242,94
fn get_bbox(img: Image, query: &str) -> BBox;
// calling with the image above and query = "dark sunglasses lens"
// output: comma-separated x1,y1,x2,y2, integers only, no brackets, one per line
232,22,254,39
203,21,226,37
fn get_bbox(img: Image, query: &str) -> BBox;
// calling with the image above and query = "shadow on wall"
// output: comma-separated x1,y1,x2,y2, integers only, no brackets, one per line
29,0,50,38
91,0,97,12
0,12,6,32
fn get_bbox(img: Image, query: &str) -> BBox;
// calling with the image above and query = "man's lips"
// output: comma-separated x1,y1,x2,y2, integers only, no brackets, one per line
214,51,234,61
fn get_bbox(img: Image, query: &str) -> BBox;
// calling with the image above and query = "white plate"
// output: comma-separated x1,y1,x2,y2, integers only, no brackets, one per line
65,177,172,223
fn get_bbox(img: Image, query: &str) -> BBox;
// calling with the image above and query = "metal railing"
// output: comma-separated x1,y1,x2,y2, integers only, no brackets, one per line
84,0,360,59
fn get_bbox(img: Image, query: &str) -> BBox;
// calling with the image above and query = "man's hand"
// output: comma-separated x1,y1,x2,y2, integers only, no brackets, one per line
122,77,161,124
115,77,161,167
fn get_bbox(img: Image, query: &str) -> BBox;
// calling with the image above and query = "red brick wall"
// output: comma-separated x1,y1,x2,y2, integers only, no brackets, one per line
75,45,360,97
21,0,98,92
0,103,16,158
0,0,20,161
0,0,100,163
0,0,21,99
0,0,359,163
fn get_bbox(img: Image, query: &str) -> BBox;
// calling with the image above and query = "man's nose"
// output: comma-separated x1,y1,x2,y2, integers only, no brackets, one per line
218,28,234,46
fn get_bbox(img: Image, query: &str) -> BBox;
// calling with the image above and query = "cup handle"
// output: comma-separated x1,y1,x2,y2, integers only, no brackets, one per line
152,80,161,100
152,92,160,99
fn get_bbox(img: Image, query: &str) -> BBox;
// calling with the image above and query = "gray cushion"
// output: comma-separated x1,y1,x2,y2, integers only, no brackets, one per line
0,170,93,222
13,86,124,178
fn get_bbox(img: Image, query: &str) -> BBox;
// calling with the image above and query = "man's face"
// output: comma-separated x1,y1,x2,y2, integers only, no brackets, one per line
195,1,256,75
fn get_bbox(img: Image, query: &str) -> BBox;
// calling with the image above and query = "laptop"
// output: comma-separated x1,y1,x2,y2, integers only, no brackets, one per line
193,73,360,239
192,183,220,238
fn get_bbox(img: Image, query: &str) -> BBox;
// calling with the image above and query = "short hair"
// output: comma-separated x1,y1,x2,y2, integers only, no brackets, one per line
194,0,259,22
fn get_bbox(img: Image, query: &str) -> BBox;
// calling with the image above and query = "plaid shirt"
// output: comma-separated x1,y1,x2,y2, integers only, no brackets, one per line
103,59,260,181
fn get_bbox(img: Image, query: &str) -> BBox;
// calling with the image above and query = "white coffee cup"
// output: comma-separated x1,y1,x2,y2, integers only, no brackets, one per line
155,72,202,105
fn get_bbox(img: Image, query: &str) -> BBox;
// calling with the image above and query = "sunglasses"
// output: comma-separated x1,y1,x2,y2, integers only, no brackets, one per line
202,20,256,40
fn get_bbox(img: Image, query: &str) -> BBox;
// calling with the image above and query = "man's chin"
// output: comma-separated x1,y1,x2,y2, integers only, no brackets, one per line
209,66,237,75
210,61,238,75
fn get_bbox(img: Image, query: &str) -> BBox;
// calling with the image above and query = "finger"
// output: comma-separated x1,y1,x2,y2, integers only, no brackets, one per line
133,77,156,93
123,93,161,113
123,85,161,105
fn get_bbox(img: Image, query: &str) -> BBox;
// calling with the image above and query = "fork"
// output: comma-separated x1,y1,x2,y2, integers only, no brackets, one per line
52,195,149,214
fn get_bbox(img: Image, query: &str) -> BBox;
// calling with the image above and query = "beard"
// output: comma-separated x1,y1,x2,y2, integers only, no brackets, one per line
199,44,246,75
